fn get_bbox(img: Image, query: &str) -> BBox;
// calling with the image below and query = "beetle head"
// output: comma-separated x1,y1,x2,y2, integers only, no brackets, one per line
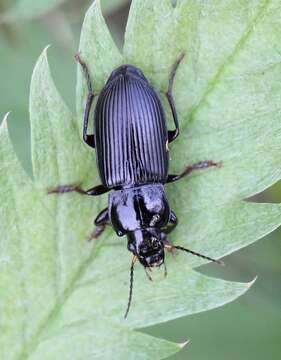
127,229,165,268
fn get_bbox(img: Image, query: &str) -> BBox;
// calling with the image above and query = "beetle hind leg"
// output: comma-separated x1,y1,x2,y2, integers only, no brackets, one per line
75,53,96,148
167,160,222,183
47,183,110,196
166,52,185,143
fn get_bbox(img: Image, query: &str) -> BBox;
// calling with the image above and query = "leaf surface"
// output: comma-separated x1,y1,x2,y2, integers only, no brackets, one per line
1,0,281,359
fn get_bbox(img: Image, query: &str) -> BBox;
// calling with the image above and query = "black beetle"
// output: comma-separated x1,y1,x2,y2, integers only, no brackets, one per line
49,53,223,317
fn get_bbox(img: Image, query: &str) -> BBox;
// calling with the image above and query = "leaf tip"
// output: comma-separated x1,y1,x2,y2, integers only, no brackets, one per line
246,276,258,289
32,45,51,77
31,45,52,85
178,339,190,349
42,44,52,57
37,44,52,67
1,112,11,129
86,0,102,17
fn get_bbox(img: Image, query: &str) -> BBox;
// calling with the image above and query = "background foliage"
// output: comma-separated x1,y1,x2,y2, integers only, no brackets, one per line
0,0,281,359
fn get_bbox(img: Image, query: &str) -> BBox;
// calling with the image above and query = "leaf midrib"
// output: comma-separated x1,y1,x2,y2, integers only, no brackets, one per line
17,229,109,360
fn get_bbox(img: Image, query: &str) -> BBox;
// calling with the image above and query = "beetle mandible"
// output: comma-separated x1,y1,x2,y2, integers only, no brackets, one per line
49,53,223,317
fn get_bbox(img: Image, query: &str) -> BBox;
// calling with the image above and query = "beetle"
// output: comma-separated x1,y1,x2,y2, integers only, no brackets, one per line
48,53,223,317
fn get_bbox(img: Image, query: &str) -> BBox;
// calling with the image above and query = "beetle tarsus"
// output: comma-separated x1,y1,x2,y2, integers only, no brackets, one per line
47,184,83,195
167,160,222,183
87,225,106,241
87,208,110,240
167,52,185,95
75,53,93,93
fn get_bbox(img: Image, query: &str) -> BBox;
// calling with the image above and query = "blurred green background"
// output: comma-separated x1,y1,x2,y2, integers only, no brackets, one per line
0,1,280,359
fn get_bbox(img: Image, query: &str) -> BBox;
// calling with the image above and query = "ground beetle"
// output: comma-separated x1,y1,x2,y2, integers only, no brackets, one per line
49,53,223,317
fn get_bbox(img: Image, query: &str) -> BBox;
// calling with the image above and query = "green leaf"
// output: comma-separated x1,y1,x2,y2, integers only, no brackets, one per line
0,0,67,23
76,0,123,128
1,0,281,359
0,113,181,359
125,0,281,208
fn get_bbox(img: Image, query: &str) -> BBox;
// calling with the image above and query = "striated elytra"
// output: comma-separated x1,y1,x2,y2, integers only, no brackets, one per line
48,53,223,317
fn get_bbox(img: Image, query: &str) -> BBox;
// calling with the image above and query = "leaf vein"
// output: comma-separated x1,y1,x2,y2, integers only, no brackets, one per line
17,231,109,360
183,0,271,130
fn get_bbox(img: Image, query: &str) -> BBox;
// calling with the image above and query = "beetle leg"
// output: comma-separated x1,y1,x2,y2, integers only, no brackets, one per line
167,160,222,183
84,184,110,196
166,52,185,143
83,93,95,148
75,53,93,94
163,210,178,235
159,211,178,251
161,237,177,256
75,53,96,148
48,183,110,196
88,207,109,241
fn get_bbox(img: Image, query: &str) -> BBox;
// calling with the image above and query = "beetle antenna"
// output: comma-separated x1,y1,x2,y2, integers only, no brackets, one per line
163,262,168,277
124,256,137,319
166,245,224,266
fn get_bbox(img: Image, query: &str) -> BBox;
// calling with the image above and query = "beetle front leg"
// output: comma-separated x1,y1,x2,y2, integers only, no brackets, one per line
160,210,178,255
166,52,185,143
75,53,96,148
167,160,222,183
88,207,109,241
163,210,178,235
48,183,110,196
